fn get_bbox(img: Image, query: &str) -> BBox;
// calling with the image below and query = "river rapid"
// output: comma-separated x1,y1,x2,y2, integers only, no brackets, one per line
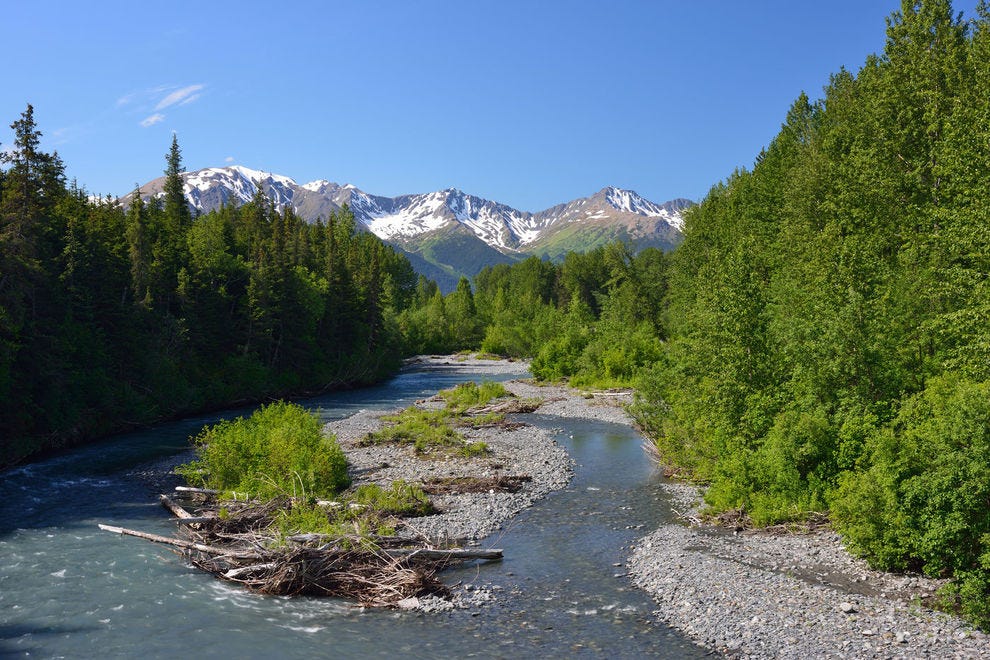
0,361,707,658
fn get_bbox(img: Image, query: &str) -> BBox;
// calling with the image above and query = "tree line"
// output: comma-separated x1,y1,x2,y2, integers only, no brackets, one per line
397,243,668,388
0,111,417,467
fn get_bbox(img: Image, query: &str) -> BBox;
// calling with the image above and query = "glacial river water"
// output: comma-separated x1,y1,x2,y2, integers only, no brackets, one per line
0,363,706,658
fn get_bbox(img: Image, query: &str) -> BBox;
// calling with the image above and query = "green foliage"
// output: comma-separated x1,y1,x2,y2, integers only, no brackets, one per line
628,1,990,626
362,407,464,453
360,381,509,457
832,377,990,597
270,480,435,543
438,380,508,410
460,440,490,457
0,117,420,467
348,480,434,517
177,401,350,499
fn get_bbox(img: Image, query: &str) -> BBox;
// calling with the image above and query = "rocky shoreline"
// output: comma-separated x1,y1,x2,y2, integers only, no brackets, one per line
328,356,988,655
630,483,988,658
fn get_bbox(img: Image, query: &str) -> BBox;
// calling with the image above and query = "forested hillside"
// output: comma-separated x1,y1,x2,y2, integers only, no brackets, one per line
405,0,990,627
635,0,990,625
0,112,417,467
397,245,668,389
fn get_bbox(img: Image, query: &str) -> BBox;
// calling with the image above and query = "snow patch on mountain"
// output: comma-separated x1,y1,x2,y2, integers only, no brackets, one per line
365,190,451,238
137,166,690,250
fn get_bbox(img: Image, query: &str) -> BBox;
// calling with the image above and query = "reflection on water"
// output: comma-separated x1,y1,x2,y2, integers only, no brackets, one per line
0,365,704,658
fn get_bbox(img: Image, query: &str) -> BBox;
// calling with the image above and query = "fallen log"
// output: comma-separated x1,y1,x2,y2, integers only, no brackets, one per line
287,532,410,546
383,547,502,562
467,398,542,416
175,517,216,525
97,523,260,559
224,563,279,580
174,486,217,495
159,493,194,519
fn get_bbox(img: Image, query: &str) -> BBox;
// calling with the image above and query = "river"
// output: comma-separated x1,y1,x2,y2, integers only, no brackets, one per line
0,362,707,658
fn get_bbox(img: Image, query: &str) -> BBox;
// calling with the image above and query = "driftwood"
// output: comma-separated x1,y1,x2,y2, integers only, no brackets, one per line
421,474,532,495
175,517,216,525
159,493,194,519
384,547,502,561
174,486,217,495
287,533,413,547
224,563,280,579
100,490,503,607
97,523,259,559
590,390,632,397
467,398,543,416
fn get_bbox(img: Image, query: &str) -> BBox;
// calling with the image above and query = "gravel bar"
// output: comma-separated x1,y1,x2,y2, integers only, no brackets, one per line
325,355,634,544
323,355,638,611
630,480,989,657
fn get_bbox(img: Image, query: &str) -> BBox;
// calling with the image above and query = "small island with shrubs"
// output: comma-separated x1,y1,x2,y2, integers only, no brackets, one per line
99,380,544,608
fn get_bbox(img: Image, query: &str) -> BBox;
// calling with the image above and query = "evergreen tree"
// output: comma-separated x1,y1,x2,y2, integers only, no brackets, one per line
126,187,153,305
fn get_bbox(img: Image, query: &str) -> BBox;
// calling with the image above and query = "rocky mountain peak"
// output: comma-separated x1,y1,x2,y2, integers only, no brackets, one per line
132,165,692,289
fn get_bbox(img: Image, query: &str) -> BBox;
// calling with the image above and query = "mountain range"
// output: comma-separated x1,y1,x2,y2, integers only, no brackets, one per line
137,165,691,291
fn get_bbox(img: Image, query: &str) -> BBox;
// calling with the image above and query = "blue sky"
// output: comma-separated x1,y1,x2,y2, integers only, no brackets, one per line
3,1,981,211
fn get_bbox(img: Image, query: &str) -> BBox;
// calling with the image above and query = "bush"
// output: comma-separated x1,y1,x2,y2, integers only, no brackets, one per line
832,376,990,629
438,380,508,410
360,381,504,458
177,401,350,499
363,408,463,450
349,480,434,517
531,333,586,382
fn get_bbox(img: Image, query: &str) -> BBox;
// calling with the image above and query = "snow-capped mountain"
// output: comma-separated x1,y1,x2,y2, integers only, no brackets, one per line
135,166,691,289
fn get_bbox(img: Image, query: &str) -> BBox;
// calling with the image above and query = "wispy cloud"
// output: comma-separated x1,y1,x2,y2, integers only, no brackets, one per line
116,85,169,108
225,156,235,163
155,84,205,111
140,113,165,128
116,83,207,129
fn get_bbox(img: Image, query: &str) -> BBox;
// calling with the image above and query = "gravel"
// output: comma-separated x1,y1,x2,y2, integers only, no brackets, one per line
324,355,637,611
629,482,990,658
330,355,989,656
325,356,598,544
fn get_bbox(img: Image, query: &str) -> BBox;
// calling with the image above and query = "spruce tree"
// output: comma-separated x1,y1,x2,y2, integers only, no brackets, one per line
163,133,191,235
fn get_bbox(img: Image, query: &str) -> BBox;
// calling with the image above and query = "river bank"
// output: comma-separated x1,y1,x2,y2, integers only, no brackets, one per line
324,355,639,611
327,355,637,546
1,355,711,658
356,356,988,656
630,485,989,658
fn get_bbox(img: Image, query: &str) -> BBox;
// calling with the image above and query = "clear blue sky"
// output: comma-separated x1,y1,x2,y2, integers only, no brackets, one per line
2,0,981,211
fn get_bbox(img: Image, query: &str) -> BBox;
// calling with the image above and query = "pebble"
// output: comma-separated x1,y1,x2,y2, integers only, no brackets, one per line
324,355,632,612
628,481,990,657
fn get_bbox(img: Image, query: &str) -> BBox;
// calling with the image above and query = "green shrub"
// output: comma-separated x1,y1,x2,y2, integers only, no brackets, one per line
360,381,506,458
364,408,462,449
832,376,990,629
349,480,434,517
271,480,435,543
461,441,489,457
531,333,587,382
177,401,350,499
438,380,508,410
